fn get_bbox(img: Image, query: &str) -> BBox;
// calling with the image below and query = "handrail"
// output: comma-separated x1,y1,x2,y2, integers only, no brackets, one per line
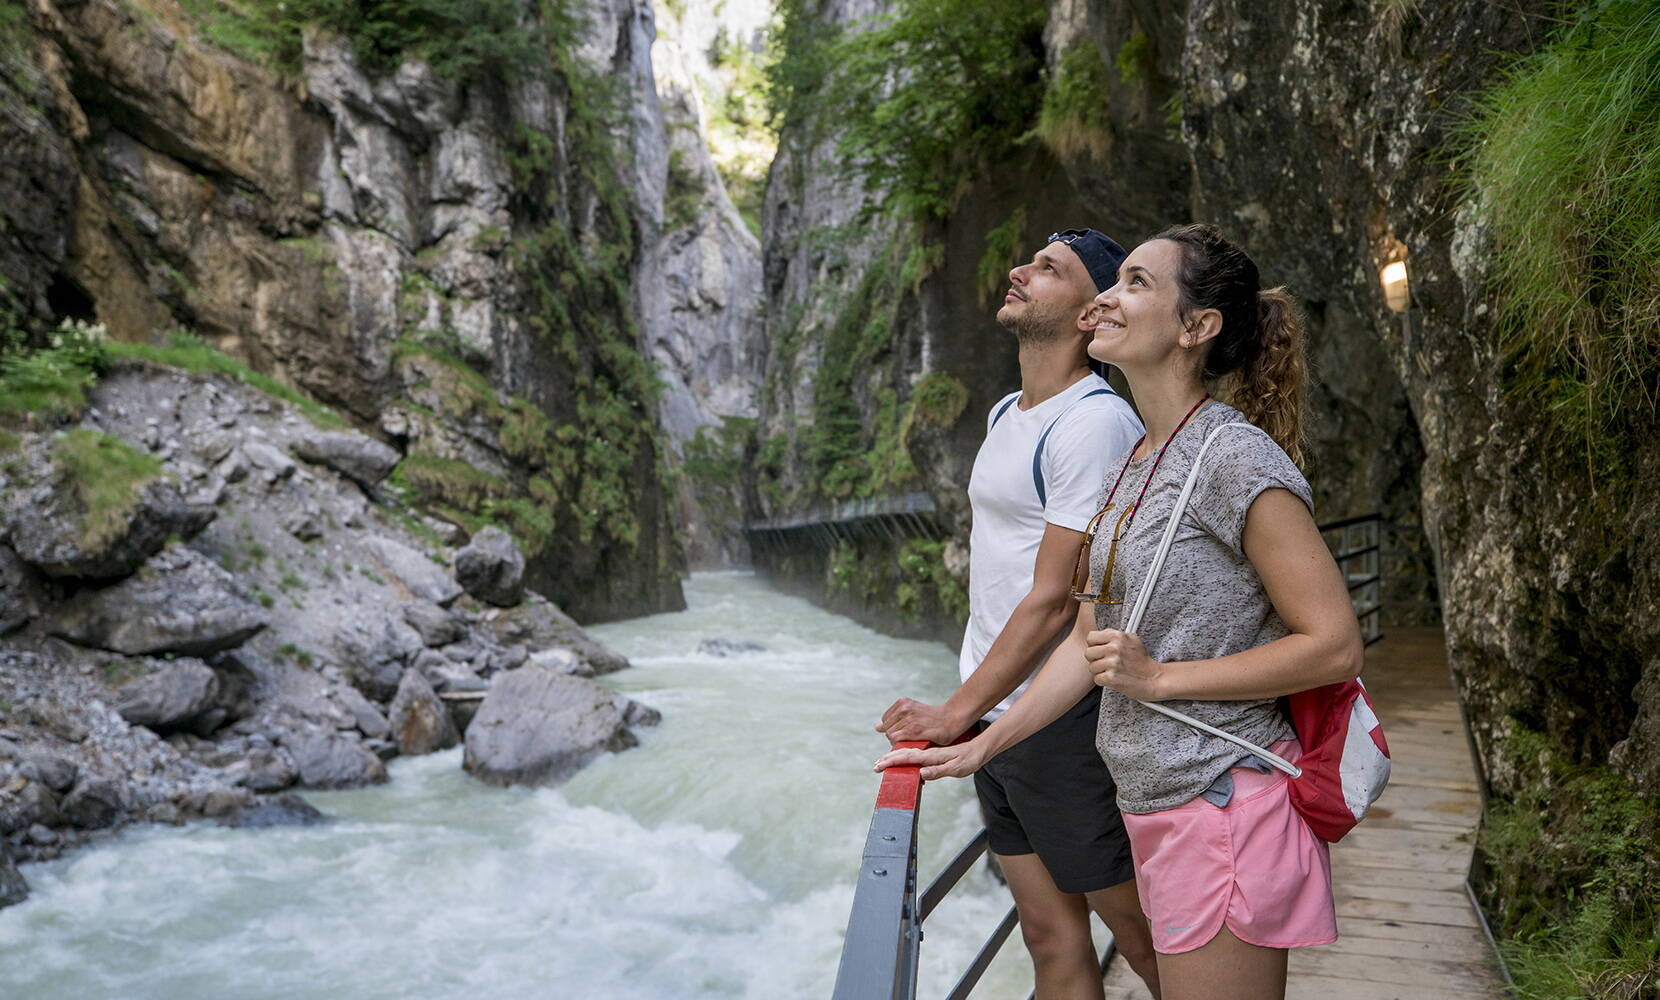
834,511,1387,998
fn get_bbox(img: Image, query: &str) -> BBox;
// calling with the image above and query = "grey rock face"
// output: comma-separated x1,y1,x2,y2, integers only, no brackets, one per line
0,845,27,910
462,666,646,787
333,615,423,701
279,727,387,789
401,601,463,647
0,780,61,834
49,547,267,656
474,592,630,676
0,546,46,636
11,472,215,580
112,658,223,733
334,686,391,739
218,793,325,828
453,527,525,607
365,536,462,606
60,777,125,830
387,669,458,756
24,751,78,793
291,431,400,489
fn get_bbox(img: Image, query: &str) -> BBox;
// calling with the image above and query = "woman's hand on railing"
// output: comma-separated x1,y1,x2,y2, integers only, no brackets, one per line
874,740,988,781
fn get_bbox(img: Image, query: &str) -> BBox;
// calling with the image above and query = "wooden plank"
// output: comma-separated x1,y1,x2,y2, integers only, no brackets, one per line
1289,948,1503,992
1283,972,1498,1000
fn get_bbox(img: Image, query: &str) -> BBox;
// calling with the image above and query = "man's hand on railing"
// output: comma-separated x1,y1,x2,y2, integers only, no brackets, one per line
875,697,966,745
873,740,988,781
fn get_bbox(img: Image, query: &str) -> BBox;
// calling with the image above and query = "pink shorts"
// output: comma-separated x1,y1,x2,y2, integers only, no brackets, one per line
1121,741,1337,954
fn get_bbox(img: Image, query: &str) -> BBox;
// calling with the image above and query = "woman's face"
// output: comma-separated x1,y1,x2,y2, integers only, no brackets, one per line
1086,239,1187,370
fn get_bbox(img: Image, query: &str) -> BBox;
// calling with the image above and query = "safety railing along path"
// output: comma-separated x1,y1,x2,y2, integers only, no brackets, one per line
832,514,1395,1000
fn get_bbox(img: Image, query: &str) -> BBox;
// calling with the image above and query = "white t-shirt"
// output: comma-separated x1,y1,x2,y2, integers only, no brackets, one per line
958,373,1144,720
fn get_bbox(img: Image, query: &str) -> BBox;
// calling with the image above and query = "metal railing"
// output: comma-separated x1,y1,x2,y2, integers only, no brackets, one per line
831,512,1387,999
1320,513,1383,646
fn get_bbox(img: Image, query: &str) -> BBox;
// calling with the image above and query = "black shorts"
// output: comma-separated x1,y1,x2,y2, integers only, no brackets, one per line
973,686,1135,894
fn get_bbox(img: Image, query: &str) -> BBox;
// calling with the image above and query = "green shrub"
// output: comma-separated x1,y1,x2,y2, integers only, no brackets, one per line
1037,43,1111,161
1453,0,1660,474
977,206,1028,305
178,0,551,84
0,320,108,422
910,372,970,429
772,0,1047,223
51,429,166,552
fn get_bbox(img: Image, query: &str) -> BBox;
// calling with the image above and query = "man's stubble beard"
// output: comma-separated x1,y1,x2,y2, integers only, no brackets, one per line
998,298,1076,346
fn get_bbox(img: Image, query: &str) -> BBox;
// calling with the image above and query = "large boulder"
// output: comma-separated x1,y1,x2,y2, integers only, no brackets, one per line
472,592,630,676
279,727,387,789
0,778,61,834
453,526,525,607
387,669,457,755
49,547,267,656
9,450,215,579
60,777,126,830
0,845,27,910
291,430,400,490
364,536,462,606
463,665,650,787
401,601,463,647
333,615,423,701
111,657,223,734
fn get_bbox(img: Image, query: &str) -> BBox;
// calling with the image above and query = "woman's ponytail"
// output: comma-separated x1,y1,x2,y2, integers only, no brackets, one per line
1232,286,1307,467
1151,223,1310,467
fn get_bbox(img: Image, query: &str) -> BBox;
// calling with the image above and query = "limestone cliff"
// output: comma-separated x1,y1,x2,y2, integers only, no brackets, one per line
642,0,768,568
0,0,723,621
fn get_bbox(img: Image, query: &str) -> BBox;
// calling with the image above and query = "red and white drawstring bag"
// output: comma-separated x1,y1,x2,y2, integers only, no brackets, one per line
1123,422,1391,843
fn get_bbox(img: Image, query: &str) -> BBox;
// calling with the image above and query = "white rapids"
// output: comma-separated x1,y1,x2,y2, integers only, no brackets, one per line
0,573,1087,999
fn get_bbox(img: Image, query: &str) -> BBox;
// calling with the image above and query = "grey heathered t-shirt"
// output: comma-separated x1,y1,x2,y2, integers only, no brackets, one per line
1088,401,1306,814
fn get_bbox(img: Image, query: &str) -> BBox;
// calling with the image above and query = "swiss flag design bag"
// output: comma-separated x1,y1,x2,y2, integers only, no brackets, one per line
1123,423,1391,843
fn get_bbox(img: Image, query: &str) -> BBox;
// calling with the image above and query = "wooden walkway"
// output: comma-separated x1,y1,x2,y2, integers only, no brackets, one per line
1104,627,1510,999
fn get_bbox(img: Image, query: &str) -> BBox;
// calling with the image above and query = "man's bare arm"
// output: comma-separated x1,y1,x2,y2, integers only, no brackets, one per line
877,521,1085,743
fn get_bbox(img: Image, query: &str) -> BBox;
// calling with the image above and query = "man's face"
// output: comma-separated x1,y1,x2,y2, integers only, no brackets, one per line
996,243,1099,343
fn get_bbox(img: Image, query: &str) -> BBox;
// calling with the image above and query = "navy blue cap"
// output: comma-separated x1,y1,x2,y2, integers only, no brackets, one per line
1047,229,1129,292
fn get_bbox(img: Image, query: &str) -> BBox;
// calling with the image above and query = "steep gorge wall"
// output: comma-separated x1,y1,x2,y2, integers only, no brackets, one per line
0,0,729,620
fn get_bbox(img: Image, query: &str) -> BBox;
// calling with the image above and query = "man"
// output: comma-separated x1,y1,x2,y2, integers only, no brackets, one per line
877,229,1160,998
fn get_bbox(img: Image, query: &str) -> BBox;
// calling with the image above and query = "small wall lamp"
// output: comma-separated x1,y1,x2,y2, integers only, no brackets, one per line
1380,259,1411,313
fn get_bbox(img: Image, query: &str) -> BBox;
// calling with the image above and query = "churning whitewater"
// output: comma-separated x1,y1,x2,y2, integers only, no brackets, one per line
0,574,1059,998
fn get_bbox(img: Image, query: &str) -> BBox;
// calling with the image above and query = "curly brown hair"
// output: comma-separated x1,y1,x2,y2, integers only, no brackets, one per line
1151,223,1309,466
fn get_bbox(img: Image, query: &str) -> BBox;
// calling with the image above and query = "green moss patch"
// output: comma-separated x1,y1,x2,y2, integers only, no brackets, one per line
52,429,166,552
1477,721,1660,998
1038,42,1112,160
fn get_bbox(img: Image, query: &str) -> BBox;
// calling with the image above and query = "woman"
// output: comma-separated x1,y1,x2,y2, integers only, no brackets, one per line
876,224,1363,1000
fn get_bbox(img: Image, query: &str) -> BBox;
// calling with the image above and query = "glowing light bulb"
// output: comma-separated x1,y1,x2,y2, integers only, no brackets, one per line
1380,259,1411,313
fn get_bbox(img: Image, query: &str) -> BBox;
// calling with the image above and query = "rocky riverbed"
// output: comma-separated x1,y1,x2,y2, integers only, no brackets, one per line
0,359,658,907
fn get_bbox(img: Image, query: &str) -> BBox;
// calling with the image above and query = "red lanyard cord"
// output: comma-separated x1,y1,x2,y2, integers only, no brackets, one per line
1102,395,1210,530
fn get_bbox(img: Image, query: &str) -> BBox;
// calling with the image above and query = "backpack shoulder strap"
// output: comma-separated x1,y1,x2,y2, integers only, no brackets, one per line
1120,420,1303,778
1031,387,1114,507
987,393,1020,432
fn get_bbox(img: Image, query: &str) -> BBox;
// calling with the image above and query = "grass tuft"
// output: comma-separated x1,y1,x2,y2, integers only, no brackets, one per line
52,429,166,552
108,331,346,429
1453,0,1660,475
